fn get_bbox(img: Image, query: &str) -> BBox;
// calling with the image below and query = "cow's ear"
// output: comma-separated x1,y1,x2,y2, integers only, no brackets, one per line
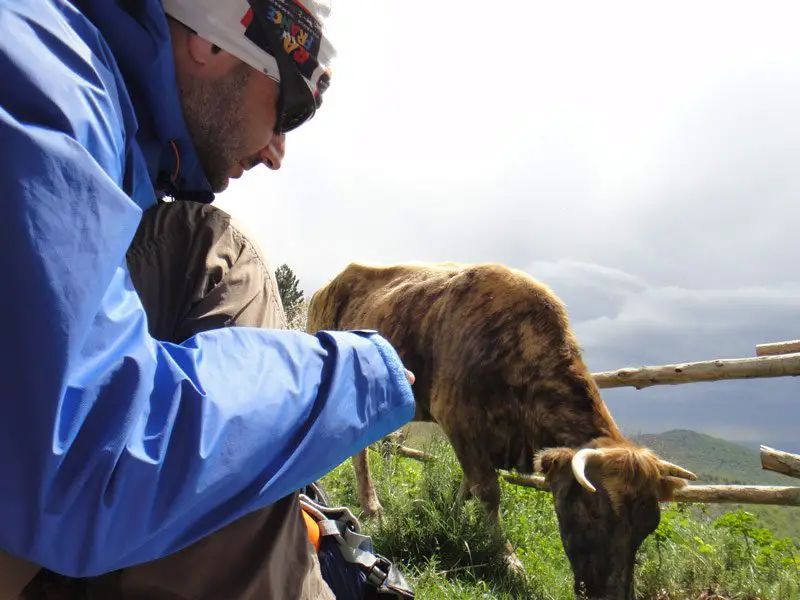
534,447,575,480
657,475,690,502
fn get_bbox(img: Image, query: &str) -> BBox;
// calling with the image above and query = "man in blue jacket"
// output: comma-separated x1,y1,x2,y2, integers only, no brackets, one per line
0,0,415,589
19,188,341,600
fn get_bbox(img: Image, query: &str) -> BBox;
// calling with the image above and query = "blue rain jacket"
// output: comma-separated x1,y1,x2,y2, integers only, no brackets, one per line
0,0,415,577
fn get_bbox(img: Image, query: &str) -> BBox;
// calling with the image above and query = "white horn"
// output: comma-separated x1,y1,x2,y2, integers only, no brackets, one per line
659,459,697,481
571,448,602,493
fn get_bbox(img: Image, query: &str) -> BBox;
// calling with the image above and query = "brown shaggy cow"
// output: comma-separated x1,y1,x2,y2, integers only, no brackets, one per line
306,261,696,600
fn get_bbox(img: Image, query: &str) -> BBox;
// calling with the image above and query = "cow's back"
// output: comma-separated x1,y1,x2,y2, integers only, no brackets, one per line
307,261,610,468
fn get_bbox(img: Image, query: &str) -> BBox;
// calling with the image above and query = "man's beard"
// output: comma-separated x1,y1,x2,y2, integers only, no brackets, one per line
177,63,252,193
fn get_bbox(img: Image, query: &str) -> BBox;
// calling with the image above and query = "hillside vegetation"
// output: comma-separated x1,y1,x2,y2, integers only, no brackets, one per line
318,428,800,599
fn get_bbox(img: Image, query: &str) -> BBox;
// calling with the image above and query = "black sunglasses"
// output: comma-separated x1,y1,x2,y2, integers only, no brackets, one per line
245,0,324,134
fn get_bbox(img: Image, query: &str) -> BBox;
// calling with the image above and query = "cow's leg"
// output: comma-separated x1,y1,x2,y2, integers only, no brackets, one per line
447,432,502,527
353,447,383,518
439,424,526,576
456,474,474,504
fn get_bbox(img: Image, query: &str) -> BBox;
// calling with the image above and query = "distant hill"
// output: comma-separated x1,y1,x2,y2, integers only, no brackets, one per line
631,429,800,538
631,429,789,486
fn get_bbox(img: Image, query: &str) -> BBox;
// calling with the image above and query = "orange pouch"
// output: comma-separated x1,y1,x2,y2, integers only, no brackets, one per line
301,507,321,552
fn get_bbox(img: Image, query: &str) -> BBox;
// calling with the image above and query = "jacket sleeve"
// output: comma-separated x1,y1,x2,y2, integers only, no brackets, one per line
0,3,415,577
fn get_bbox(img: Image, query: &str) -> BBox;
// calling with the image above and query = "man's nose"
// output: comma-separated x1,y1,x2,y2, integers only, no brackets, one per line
261,134,286,170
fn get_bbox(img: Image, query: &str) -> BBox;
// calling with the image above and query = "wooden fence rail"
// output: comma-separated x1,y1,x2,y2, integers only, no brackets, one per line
385,444,800,507
591,352,800,390
761,445,800,480
756,339,800,357
499,471,800,507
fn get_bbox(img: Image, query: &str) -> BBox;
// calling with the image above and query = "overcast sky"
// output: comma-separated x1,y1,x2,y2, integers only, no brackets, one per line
215,0,800,453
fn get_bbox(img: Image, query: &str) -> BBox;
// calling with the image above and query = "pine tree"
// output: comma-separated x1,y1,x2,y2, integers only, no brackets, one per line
275,263,304,324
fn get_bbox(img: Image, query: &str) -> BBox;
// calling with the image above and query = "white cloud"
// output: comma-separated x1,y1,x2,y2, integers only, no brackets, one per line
214,0,800,445
217,0,800,289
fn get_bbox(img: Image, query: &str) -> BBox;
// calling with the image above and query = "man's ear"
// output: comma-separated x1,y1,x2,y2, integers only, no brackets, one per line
169,20,231,76
186,33,220,66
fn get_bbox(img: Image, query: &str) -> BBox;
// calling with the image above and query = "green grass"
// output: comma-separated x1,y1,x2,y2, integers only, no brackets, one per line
318,430,800,599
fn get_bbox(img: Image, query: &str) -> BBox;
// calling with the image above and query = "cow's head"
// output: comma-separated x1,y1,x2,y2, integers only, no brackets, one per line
534,443,696,600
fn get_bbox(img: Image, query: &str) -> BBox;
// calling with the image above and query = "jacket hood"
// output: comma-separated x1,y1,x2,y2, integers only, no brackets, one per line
73,0,216,203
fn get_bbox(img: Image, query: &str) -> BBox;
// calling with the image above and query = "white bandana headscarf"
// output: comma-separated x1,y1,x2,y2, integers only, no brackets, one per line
162,0,335,100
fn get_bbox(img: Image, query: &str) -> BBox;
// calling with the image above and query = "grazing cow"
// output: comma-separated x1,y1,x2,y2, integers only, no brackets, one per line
306,261,696,600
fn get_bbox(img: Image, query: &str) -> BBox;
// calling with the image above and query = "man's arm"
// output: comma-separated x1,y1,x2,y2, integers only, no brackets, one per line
0,2,414,578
